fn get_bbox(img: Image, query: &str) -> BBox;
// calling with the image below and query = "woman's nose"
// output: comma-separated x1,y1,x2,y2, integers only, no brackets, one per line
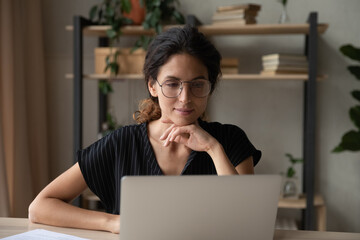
178,84,192,103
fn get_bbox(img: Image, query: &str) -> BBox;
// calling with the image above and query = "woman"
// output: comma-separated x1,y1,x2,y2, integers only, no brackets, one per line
28,25,261,234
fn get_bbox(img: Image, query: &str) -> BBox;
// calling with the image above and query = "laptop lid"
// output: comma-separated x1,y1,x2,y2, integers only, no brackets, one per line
120,175,281,240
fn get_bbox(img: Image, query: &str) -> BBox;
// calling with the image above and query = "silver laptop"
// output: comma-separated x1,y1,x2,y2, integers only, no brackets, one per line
120,175,281,240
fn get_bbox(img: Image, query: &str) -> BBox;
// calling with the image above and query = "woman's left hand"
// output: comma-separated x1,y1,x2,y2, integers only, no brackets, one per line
159,121,218,152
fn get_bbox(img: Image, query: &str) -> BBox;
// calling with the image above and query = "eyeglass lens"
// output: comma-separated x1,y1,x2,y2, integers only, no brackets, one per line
161,79,211,98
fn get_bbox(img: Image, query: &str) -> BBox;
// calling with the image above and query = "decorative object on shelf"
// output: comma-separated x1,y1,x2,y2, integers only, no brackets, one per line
281,153,303,198
333,44,360,153
212,3,261,25
89,0,134,94
278,0,290,24
133,0,185,51
89,0,135,74
95,47,146,75
123,0,146,25
261,53,308,75
221,58,239,74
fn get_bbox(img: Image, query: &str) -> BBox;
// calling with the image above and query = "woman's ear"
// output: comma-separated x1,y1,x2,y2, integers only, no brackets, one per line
148,79,158,97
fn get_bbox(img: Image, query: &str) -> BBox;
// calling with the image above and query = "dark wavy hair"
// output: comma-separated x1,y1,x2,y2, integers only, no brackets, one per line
133,25,222,123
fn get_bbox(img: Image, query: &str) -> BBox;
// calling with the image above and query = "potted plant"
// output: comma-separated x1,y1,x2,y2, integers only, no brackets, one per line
333,44,360,153
133,0,185,50
281,153,303,198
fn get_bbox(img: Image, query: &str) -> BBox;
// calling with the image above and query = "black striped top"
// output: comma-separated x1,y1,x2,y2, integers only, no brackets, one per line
77,120,261,214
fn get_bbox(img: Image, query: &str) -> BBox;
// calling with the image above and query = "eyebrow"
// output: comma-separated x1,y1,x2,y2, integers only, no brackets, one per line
165,75,208,81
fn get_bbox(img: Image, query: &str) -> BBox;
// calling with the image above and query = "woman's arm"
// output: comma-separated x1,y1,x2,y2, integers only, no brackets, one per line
28,163,120,233
160,122,254,175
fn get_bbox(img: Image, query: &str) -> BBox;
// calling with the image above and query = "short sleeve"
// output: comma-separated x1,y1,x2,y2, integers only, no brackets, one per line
223,124,261,167
77,131,118,212
199,120,261,168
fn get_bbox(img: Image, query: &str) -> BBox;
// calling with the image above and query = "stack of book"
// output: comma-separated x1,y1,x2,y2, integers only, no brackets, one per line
260,54,308,75
221,58,239,74
212,4,261,25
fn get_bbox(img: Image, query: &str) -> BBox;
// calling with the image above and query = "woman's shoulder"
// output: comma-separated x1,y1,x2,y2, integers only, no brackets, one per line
102,122,148,143
112,122,147,135
199,119,244,134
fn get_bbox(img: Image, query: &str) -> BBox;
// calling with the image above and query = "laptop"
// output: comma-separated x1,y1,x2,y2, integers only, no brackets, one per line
120,175,281,240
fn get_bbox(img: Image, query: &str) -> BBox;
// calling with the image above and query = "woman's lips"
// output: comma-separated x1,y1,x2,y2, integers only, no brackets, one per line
174,108,194,115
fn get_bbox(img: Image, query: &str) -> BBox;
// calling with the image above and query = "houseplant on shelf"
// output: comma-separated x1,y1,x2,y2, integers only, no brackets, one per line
281,153,303,198
133,0,185,50
333,44,360,153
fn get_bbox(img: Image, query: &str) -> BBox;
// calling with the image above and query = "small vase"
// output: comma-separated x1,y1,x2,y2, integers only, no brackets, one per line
283,179,297,197
278,5,290,24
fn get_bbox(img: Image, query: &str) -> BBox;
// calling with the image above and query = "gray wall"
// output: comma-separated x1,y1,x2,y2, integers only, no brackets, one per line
41,0,360,232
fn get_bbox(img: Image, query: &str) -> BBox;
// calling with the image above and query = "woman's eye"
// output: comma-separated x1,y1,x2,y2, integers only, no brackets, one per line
165,81,180,88
192,81,205,88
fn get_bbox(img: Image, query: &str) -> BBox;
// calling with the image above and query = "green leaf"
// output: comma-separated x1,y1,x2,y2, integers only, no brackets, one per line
142,21,150,29
336,130,360,152
348,66,360,80
106,29,117,39
332,145,344,153
349,106,360,129
153,0,161,7
340,45,360,62
105,6,115,18
110,62,119,75
351,90,360,102
172,10,185,24
155,24,161,34
98,81,113,95
89,5,98,22
287,167,295,178
121,0,132,13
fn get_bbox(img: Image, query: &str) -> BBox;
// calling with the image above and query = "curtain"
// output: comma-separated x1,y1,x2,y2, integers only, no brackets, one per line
0,0,49,217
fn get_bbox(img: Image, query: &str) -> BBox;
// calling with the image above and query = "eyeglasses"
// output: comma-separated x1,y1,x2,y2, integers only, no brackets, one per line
155,78,211,98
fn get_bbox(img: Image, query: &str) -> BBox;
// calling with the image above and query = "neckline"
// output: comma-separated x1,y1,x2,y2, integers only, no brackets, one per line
142,122,197,175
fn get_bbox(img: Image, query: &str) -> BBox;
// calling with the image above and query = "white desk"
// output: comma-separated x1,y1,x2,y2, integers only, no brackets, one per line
1,218,359,240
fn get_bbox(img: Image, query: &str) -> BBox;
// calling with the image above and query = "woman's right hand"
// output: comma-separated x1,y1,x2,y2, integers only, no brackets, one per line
28,163,120,233
106,214,120,234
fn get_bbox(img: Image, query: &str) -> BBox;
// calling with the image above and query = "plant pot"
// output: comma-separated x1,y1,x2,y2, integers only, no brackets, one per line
281,177,300,198
94,47,146,75
123,0,146,25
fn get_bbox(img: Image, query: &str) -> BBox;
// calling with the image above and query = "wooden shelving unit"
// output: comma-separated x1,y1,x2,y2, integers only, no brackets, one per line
65,73,326,81
65,23,328,36
68,13,328,230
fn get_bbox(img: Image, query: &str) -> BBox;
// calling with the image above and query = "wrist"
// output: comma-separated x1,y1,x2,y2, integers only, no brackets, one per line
103,213,120,233
206,140,222,157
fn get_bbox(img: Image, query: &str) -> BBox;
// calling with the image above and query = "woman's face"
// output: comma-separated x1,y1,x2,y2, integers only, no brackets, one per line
148,53,210,126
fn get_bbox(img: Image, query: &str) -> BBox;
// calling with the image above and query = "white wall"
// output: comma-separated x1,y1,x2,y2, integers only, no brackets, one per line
41,0,360,232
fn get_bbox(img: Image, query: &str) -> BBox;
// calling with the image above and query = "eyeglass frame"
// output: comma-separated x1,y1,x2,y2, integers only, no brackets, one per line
155,78,212,98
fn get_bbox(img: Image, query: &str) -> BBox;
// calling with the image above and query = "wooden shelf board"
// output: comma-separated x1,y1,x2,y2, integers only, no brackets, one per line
278,194,325,209
65,73,325,81
65,23,328,36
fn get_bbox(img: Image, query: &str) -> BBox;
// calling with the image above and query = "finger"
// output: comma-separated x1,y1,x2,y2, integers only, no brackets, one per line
169,127,188,142
163,127,177,147
173,134,189,146
159,124,176,140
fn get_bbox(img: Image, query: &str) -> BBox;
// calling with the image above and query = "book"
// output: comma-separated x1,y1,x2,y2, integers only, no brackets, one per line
213,9,246,15
262,59,308,67
216,4,261,12
213,9,258,17
221,67,238,74
262,65,308,71
212,14,246,21
221,58,239,67
261,69,308,75
212,18,257,25
262,54,307,62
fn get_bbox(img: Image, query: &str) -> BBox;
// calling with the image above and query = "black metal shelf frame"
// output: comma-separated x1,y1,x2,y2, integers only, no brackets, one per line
72,12,320,230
